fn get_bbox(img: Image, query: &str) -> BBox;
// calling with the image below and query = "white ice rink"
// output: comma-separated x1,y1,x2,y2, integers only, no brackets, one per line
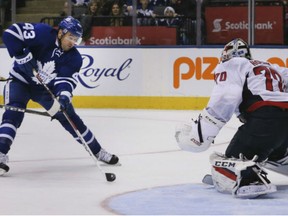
1,109,288,215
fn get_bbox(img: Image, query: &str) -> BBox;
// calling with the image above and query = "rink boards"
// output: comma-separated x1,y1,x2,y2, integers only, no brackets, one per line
0,46,288,109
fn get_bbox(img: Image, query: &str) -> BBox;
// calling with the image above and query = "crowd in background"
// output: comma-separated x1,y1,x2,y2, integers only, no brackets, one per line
58,0,203,44
65,0,199,18
1,0,288,45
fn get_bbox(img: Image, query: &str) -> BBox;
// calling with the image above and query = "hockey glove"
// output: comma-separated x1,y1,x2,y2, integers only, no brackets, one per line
175,109,225,152
15,49,38,76
57,91,72,111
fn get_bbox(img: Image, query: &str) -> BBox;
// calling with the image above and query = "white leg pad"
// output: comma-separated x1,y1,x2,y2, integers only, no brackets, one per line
209,152,237,193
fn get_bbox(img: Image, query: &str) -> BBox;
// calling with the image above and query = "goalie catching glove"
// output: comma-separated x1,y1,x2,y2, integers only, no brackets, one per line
175,109,225,152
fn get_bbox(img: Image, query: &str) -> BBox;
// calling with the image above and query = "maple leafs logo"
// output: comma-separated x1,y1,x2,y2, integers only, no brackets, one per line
32,61,57,84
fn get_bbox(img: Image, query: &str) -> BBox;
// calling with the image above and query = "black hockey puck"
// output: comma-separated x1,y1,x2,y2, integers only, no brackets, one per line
106,173,116,182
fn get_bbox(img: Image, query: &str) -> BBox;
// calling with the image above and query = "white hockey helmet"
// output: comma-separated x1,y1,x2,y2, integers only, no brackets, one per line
221,38,252,62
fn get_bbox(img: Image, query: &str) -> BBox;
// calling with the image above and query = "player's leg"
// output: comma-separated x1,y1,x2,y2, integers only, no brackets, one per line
37,97,119,165
0,80,30,175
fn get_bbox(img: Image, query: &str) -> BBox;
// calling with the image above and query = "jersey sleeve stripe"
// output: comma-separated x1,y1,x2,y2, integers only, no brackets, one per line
5,24,24,41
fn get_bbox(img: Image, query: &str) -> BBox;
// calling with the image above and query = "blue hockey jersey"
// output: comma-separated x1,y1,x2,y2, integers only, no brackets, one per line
2,22,82,96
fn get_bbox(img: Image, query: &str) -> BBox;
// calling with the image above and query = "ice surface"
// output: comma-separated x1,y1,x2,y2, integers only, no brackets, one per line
0,109,288,215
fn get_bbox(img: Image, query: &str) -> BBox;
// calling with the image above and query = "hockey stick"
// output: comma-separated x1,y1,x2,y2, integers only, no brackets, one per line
0,104,50,117
202,174,213,185
0,76,50,116
0,77,12,82
33,70,116,182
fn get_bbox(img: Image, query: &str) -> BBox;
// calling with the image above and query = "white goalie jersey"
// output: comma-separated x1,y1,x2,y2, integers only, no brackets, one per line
175,56,288,153
207,57,288,123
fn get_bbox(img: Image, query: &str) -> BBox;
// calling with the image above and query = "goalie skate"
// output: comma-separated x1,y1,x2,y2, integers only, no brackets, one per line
234,183,276,199
233,165,277,198
202,172,276,198
208,152,277,198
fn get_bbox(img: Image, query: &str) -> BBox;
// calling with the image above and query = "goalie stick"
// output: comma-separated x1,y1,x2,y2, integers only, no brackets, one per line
264,161,288,177
202,174,213,185
33,70,116,182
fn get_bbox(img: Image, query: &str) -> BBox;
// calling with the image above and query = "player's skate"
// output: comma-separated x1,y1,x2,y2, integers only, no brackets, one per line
95,148,119,165
210,152,276,199
0,152,9,176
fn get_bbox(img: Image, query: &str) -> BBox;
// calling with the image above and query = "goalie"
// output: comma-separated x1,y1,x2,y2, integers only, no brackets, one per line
175,38,288,198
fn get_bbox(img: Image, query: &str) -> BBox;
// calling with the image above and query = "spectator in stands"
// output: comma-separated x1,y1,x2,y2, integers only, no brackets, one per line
72,0,90,6
157,6,186,44
107,1,129,26
87,0,102,16
59,1,70,17
158,6,180,26
169,0,196,18
122,0,135,16
170,0,206,45
101,0,126,15
137,0,156,26
72,0,90,18
55,1,74,26
80,0,103,42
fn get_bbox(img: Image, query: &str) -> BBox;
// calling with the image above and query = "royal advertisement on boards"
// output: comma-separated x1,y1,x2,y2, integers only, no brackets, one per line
1,47,288,98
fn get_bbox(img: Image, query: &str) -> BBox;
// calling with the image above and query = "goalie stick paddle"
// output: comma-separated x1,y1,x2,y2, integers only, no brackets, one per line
202,174,213,185
33,70,116,182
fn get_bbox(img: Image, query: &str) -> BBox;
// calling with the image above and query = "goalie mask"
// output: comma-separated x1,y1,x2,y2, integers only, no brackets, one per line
221,38,252,62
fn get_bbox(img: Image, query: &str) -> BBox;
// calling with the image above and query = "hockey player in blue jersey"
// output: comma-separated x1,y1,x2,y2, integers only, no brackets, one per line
0,16,119,175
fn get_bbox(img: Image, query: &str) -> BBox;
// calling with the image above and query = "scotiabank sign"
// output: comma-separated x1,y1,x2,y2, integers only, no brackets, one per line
205,6,284,44
85,26,177,45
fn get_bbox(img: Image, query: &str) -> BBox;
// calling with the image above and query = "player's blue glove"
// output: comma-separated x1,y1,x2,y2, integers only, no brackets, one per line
57,91,72,111
15,49,37,76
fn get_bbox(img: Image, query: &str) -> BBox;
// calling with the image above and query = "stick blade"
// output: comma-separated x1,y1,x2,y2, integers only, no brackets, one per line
105,173,116,182
202,174,213,185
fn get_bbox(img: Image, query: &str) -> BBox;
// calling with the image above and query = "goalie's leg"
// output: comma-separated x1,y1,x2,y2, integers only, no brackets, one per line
209,152,276,198
226,109,288,162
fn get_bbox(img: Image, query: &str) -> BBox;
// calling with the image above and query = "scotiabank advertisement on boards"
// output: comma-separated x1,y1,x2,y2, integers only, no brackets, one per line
1,47,288,97
85,26,177,45
205,6,284,44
